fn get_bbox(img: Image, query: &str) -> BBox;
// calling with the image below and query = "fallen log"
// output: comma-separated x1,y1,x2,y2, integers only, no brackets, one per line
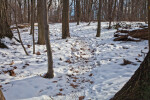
114,27,148,41
114,35,140,42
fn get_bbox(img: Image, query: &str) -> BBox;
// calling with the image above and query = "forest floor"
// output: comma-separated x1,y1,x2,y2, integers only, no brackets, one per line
0,22,148,100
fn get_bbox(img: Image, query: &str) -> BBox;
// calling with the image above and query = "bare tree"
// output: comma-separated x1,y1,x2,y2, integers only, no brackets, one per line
76,0,81,25
148,0,150,50
87,0,93,25
31,0,35,54
17,0,24,23
28,0,30,23
96,0,102,37
37,0,54,78
37,0,45,45
11,0,29,55
62,0,70,39
23,0,27,22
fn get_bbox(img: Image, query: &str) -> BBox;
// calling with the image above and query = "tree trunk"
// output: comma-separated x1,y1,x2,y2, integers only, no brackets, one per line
24,0,27,23
13,0,29,55
111,51,150,100
0,90,5,100
109,0,117,28
62,0,70,39
76,0,81,25
28,0,30,23
39,0,54,78
31,0,35,54
108,0,113,29
17,0,24,23
37,0,45,45
148,0,150,50
87,0,93,25
0,0,13,39
96,0,102,37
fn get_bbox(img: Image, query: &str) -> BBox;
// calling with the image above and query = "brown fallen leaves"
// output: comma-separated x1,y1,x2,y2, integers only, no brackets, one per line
70,83,78,89
3,69,16,76
9,61,14,65
79,96,85,100
65,59,72,64
36,51,41,55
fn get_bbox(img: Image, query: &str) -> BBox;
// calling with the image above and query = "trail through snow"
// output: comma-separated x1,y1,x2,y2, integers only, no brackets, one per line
0,22,148,100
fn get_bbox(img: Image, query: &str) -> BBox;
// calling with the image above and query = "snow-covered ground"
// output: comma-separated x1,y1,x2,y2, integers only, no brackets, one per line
0,22,148,100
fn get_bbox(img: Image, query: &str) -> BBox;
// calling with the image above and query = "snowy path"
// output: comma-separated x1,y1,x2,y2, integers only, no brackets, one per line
0,22,148,100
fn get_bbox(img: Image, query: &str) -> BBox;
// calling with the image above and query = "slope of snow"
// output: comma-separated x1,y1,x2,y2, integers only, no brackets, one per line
0,22,148,100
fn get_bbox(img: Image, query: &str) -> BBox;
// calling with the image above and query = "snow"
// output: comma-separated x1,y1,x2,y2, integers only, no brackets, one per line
0,22,148,100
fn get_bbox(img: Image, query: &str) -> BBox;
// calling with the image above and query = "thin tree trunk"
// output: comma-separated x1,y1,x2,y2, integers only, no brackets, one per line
108,0,113,29
17,0,23,23
13,0,29,55
37,0,45,45
28,0,30,23
42,0,54,78
148,0,150,50
96,0,102,37
76,0,81,25
87,0,93,25
109,0,117,28
62,0,70,39
24,0,27,22
31,0,35,54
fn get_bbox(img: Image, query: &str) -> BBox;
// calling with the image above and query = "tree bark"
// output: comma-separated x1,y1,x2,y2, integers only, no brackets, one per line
28,0,30,23
76,0,81,25
24,0,27,23
0,0,13,39
87,0,93,25
37,0,45,45
108,0,113,29
0,90,5,100
148,0,150,50
96,0,102,37
111,51,150,100
62,0,70,39
31,0,35,54
40,0,54,78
